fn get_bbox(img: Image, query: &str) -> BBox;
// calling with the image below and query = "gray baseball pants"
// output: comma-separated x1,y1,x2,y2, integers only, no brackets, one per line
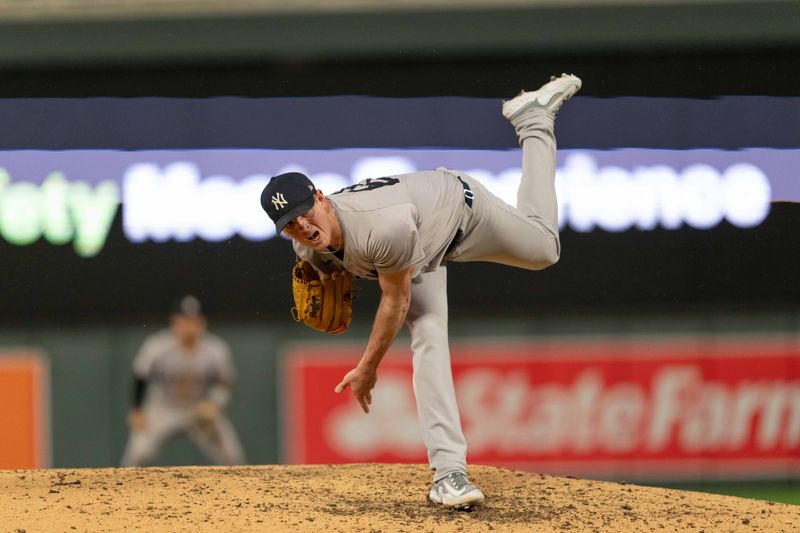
405,108,559,481
121,403,246,467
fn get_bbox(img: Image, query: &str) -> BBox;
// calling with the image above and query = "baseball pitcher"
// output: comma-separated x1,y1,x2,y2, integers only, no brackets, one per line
121,295,246,467
260,74,581,508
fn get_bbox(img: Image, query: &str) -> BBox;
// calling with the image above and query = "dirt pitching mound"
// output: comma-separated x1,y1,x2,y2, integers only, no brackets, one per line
1,464,798,532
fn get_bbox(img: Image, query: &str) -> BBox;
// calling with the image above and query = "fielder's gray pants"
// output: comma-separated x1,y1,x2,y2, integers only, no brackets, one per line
406,108,559,481
121,403,246,467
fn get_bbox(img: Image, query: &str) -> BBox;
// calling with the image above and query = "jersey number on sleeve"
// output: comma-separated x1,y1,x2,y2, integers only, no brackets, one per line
333,177,400,194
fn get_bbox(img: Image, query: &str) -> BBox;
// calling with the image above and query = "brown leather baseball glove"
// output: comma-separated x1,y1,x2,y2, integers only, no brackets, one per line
291,259,353,334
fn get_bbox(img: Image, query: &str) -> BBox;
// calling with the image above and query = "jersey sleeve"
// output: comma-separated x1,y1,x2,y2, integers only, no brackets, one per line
367,204,425,274
209,335,236,384
131,334,162,379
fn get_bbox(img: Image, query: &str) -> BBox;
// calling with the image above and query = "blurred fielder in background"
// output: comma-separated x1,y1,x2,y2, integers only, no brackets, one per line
121,295,245,467
260,74,581,508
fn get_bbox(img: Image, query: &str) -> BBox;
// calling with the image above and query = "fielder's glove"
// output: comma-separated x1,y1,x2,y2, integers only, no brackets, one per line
291,259,353,334
192,400,221,443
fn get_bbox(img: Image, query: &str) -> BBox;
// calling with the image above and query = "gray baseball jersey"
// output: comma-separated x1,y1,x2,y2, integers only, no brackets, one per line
132,330,236,408
294,170,468,279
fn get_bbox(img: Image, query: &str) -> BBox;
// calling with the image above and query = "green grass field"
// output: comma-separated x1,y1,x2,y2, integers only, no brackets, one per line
658,481,800,505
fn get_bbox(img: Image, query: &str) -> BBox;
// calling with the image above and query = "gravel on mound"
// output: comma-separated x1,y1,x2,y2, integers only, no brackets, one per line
0,464,798,532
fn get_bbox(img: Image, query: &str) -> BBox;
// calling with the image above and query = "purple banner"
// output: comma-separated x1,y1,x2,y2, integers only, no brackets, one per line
0,148,796,256
0,148,796,201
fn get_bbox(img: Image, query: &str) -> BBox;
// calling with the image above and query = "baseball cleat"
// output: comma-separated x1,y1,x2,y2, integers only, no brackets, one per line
502,73,582,120
429,471,485,509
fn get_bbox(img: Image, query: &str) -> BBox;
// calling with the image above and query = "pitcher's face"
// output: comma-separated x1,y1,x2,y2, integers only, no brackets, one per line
282,191,337,250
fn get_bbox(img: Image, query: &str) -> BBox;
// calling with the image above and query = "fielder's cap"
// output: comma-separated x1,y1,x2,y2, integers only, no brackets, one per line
261,172,317,233
171,295,203,317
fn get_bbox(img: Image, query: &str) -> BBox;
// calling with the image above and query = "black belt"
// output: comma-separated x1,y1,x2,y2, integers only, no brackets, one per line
457,176,474,207
444,174,473,258
444,229,463,257
444,176,468,257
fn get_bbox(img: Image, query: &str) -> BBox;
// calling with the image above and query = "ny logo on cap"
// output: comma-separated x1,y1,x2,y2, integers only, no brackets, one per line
271,192,288,210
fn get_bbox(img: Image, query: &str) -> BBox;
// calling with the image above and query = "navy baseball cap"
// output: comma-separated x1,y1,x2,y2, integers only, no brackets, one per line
261,172,317,233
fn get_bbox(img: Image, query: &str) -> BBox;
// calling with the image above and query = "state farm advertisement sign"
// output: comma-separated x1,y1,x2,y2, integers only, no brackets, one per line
282,337,800,480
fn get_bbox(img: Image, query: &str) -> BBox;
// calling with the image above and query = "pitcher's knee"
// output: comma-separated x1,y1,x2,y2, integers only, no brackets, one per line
542,245,560,267
415,316,447,336
529,240,560,270
408,314,448,345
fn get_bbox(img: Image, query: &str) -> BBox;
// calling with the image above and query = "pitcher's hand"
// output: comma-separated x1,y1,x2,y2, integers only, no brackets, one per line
335,364,377,413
